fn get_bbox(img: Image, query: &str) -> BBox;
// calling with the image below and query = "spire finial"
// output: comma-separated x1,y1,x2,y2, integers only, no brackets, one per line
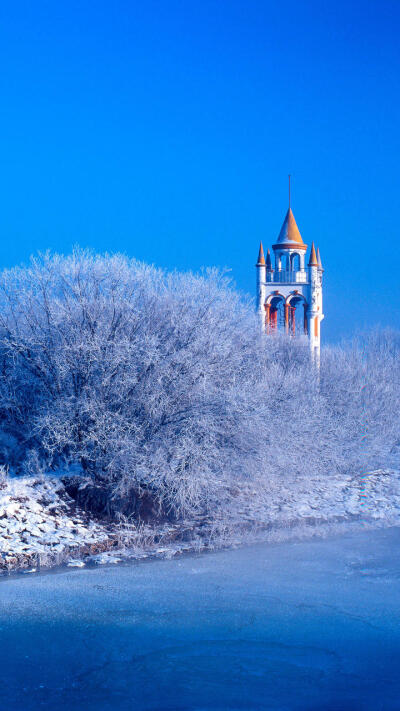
288,174,291,209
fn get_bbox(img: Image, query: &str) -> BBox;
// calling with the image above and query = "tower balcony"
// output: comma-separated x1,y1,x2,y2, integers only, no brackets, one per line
268,269,308,284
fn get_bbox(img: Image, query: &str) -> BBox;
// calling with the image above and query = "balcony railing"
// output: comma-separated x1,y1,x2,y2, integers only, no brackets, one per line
268,270,308,284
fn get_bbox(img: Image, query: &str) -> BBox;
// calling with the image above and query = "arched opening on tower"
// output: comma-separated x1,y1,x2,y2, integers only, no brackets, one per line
265,295,285,332
286,294,308,336
276,253,290,273
290,253,300,271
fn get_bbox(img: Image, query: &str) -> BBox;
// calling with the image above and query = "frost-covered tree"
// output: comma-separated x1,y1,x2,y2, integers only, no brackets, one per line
0,249,397,520
321,329,400,471
0,251,271,515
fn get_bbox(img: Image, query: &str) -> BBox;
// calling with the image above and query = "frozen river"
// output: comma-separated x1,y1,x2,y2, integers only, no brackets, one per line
1,527,400,711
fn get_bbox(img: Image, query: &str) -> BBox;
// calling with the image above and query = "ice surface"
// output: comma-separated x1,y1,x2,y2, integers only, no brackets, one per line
0,528,400,710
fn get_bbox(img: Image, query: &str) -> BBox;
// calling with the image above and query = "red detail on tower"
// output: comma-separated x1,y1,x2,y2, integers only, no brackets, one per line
284,304,290,334
265,303,271,333
290,306,296,335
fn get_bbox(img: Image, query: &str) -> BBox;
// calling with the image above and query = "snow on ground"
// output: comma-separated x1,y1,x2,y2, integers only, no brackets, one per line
1,469,400,573
0,477,113,571
219,468,400,531
0,476,199,572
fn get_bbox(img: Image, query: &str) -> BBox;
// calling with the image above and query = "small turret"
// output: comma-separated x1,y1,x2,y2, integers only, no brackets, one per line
256,242,267,329
308,242,318,267
307,241,321,366
256,242,266,265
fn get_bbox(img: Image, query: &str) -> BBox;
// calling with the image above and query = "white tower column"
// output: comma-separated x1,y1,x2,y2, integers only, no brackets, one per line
256,242,267,331
307,242,321,366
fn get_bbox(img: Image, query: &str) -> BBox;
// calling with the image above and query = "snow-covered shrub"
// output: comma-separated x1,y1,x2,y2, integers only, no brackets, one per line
321,329,400,472
0,251,270,516
0,249,397,520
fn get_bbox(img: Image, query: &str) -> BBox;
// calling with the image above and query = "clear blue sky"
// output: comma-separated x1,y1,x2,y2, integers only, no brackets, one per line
0,0,399,341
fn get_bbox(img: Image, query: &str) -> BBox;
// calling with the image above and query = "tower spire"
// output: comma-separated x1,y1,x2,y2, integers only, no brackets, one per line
256,241,265,265
308,242,318,267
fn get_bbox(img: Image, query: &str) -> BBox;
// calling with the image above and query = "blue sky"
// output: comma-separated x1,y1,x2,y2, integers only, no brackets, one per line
0,0,399,340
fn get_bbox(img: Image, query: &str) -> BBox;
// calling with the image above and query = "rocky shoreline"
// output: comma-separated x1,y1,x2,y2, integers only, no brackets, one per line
1,469,400,575
0,477,113,573
0,476,211,574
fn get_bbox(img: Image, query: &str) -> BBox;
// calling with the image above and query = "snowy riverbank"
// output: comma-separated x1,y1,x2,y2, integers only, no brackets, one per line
0,476,202,573
1,468,400,574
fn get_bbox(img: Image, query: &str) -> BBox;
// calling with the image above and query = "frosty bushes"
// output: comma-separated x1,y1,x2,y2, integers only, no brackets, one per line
0,250,397,520
0,251,269,516
320,330,400,472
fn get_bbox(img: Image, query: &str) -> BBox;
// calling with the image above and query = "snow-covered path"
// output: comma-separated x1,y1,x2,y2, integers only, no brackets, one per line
1,527,400,710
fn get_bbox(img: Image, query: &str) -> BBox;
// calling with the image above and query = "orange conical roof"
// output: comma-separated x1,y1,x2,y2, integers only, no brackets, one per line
273,208,307,251
256,241,265,265
317,247,323,270
308,242,318,267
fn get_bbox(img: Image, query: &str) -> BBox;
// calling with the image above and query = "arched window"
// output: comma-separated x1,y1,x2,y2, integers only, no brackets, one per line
286,295,308,336
290,253,300,271
276,253,289,272
266,295,285,332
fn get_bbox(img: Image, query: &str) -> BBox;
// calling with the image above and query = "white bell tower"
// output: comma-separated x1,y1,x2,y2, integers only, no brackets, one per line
255,179,324,362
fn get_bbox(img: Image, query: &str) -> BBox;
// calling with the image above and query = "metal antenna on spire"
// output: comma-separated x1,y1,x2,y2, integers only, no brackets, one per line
288,174,291,209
